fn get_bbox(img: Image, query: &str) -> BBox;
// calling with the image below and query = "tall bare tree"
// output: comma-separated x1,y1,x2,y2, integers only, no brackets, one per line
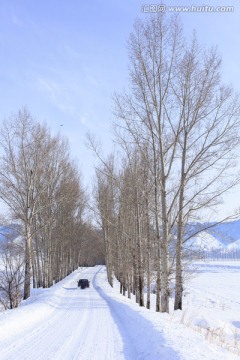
172,37,240,310
0,109,55,298
0,108,90,301
113,14,240,313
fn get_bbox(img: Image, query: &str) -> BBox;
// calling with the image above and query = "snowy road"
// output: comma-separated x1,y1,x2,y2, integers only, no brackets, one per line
0,267,125,360
0,265,239,360
0,266,179,360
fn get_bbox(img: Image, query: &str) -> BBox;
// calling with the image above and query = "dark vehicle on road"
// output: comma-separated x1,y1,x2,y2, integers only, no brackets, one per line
77,279,90,289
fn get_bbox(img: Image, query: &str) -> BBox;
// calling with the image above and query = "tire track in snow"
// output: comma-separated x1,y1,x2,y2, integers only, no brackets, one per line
0,267,125,360
1,296,79,358
0,270,84,359
53,266,125,360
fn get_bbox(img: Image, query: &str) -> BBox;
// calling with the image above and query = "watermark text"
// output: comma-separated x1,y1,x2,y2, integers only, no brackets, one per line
141,4,234,13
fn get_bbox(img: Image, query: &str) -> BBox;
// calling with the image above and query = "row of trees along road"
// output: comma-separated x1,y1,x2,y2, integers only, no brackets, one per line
90,14,240,313
0,108,104,308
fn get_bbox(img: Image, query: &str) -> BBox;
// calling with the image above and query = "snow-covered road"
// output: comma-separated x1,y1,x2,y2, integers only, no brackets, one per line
0,266,178,360
0,265,239,360
0,267,125,360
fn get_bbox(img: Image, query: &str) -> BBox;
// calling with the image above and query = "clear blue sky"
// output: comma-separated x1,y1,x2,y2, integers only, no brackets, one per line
0,0,240,218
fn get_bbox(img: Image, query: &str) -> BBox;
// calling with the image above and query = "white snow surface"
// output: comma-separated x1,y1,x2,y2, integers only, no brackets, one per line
0,264,239,360
227,239,240,250
186,232,223,250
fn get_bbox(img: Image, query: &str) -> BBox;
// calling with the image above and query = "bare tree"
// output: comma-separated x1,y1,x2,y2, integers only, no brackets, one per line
113,14,183,312
94,156,118,287
113,14,240,313
0,108,55,299
172,37,240,310
0,108,90,300
0,238,25,310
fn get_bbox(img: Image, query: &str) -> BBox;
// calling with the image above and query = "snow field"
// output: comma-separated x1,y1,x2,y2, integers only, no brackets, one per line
94,266,240,359
169,261,240,355
0,264,239,359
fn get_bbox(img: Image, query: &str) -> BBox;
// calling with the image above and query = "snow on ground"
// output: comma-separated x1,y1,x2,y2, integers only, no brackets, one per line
170,261,240,356
228,240,240,250
0,264,239,360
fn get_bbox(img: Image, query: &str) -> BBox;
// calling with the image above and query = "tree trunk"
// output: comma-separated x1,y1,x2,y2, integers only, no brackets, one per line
23,223,32,300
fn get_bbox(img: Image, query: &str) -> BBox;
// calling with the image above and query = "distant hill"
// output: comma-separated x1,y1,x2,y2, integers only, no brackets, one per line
185,232,223,251
205,220,240,244
1,220,240,252
185,220,240,251
227,239,240,250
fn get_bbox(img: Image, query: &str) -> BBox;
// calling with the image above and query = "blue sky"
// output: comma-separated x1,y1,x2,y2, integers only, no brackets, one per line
0,0,240,217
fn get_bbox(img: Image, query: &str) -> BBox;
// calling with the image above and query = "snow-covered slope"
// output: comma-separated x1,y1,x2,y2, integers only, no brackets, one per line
227,239,240,250
185,231,223,250
184,220,240,251
0,265,239,359
206,220,240,244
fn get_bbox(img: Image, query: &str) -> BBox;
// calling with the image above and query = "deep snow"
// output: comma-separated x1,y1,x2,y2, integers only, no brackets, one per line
0,264,239,360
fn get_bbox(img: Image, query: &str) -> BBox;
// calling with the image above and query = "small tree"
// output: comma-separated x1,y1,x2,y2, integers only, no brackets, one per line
0,238,25,310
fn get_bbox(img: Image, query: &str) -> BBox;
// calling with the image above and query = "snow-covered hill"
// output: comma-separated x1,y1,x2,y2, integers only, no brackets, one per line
185,220,240,252
2,220,240,252
185,231,223,250
227,239,240,250
206,220,240,244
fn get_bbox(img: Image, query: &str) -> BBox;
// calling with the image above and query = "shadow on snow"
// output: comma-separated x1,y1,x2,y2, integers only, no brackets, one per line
92,273,181,360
